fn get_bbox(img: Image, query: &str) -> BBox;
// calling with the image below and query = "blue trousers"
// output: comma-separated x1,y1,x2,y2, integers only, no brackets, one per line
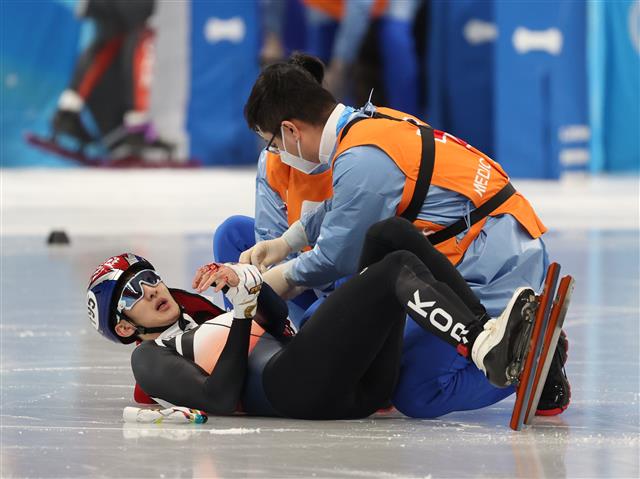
213,215,513,418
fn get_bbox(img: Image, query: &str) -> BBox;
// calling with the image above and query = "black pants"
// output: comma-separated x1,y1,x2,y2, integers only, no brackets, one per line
70,0,154,134
263,217,487,419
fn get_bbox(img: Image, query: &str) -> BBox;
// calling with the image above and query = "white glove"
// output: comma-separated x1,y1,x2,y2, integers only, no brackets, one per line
223,263,264,319
239,237,291,272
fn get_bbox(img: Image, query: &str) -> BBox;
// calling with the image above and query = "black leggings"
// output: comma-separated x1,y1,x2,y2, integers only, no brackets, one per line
263,217,487,419
70,1,154,134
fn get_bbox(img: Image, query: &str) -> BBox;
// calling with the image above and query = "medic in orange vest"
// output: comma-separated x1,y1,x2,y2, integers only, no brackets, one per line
243,54,550,318
241,54,570,419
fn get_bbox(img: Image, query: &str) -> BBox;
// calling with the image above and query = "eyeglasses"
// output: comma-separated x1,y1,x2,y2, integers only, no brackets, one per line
117,269,163,313
265,131,279,154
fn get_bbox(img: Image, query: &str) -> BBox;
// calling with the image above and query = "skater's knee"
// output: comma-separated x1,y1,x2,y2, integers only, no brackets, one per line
379,250,420,271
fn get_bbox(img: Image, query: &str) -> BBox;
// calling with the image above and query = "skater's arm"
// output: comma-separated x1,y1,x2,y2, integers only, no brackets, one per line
253,282,295,338
284,147,405,287
132,318,253,415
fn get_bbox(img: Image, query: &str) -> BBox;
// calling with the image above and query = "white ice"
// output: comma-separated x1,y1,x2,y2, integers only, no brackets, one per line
1,170,638,478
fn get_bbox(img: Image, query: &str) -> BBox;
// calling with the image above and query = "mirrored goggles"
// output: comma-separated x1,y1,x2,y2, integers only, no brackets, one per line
117,269,162,313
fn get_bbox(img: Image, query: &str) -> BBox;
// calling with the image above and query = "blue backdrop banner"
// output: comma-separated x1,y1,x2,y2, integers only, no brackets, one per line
1,1,81,166
427,0,495,158
589,0,640,172
494,1,589,178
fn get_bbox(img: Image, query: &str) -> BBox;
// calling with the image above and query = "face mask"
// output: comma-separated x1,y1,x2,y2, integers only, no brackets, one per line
279,126,321,174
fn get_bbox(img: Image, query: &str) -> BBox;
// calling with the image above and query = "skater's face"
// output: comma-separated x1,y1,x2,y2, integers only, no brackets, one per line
115,280,180,340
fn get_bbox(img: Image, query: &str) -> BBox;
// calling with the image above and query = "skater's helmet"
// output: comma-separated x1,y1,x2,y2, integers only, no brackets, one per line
87,253,155,344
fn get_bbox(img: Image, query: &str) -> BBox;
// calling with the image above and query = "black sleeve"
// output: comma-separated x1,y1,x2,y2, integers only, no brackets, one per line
253,282,291,338
131,319,252,415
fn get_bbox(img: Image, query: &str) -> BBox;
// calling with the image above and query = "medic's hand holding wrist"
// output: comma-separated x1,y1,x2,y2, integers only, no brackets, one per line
238,221,308,272
239,237,291,272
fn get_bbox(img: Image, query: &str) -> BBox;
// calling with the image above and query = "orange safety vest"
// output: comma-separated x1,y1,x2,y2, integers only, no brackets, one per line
333,107,547,265
303,0,388,20
264,151,334,227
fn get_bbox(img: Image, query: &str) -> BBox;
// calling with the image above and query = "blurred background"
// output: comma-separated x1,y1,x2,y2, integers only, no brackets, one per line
2,0,638,176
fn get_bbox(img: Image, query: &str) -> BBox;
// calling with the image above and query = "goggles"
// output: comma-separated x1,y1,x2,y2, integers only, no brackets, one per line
117,269,162,314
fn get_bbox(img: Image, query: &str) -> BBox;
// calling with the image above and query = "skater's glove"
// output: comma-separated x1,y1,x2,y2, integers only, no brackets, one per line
223,263,264,319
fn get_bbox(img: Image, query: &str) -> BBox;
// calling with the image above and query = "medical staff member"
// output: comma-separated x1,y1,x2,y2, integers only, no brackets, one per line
213,55,334,323
239,53,570,418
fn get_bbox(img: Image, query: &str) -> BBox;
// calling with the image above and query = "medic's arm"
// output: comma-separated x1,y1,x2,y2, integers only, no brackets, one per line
284,147,405,287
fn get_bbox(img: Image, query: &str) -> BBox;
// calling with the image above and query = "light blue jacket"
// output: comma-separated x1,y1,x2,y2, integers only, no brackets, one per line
255,105,549,315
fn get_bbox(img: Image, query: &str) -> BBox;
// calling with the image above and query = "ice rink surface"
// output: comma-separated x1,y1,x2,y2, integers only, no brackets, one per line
1,170,639,478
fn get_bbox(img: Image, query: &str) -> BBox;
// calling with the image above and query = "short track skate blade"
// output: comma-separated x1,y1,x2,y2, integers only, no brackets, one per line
25,132,103,166
524,275,575,424
25,133,201,168
509,262,560,431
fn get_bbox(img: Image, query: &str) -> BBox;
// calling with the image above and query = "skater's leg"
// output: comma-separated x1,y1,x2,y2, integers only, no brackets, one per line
70,20,125,102
53,20,124,143
264,249,481,419
263,251,411,419
121,26,155,119
388,244,538,388
360,217,487,319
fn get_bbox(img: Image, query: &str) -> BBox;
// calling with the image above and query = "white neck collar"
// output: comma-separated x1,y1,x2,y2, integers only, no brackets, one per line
318,103,346,164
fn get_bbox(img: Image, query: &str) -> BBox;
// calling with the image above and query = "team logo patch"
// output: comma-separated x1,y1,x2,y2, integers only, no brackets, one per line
87,291,99,331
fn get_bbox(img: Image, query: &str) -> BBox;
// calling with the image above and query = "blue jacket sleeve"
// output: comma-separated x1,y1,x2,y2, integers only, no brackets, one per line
285,146,405,287
299,200,330,246
254,151,289,243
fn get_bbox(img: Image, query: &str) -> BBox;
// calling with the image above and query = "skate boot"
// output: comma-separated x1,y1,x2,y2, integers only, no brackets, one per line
51,109,94,146
471,287,537,388
536,330,570,415
107,122,175,161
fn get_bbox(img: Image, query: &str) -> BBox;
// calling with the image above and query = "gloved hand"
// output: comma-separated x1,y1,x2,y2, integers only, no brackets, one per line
223,263,264,319
239,237,291,272
191,262,263,319
262,261,307,299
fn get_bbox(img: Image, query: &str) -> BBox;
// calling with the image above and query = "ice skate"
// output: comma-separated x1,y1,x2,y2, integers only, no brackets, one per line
509,263,575,430
536,330,571,415
105,122,176,163
51,109,94,147
471,287,538,388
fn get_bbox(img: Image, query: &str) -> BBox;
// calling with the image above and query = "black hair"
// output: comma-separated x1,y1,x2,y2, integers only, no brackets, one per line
244,52,337,136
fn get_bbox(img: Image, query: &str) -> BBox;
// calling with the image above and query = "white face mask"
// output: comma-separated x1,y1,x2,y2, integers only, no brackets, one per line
279,126,321,174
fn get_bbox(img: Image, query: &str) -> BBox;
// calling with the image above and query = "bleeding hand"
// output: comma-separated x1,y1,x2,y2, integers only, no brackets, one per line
192,263,239,293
